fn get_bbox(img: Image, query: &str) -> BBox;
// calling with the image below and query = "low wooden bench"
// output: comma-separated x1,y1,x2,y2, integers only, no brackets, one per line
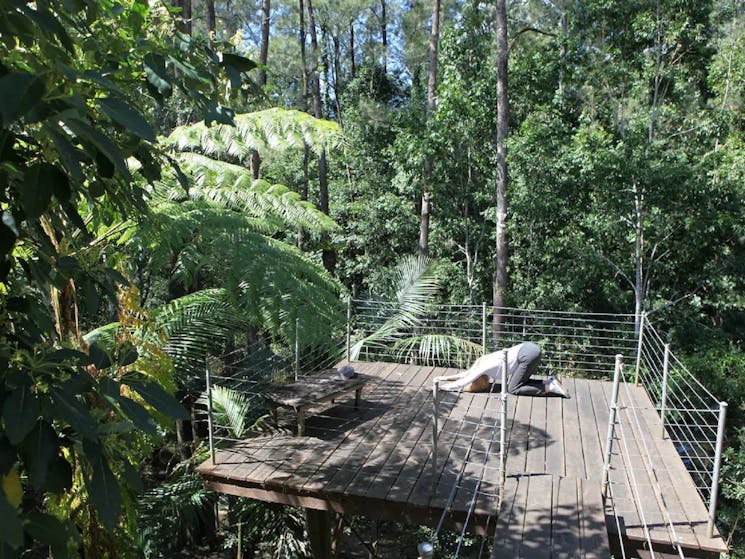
264,370,371,436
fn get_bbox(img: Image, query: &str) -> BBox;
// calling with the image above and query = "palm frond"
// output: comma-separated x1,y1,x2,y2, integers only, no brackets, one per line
391,334,483,368
351,256,442,359
200,385,251,438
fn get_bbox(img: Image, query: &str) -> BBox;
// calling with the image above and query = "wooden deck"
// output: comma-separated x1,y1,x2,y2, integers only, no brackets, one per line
196,361,727,557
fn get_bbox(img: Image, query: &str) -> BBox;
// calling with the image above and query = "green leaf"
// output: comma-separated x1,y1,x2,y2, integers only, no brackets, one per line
49,385,97,441
20,421,58,490
22,164,54,220
121,374,189,419
144,53,172,97
221,53,257,73
48,128,83,187
0,72,45,127
0,438,15,474
89,343,112,370
25,512,70,554
83,441,121,532
121,461,144,494
0,542,22,559
0,213,18,259
116,341,138,367
0,493,23,549
44,455,72,494
65,118,131,181
2,386,38,445
221,53,256,89
97,97,155,142
117,396,158,436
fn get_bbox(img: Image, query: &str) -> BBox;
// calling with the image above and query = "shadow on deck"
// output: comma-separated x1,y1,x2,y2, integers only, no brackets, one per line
196,361,727,558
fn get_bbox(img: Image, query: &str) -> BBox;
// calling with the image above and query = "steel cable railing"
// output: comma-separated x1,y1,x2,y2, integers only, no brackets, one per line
195,300,727,558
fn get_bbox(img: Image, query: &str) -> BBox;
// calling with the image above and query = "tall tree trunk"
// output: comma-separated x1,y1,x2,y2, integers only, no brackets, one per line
259,0,270,86
493,0,509,336
306,0,336,273
380,0,388,73
332,33,343,126
633,179,645,334
418,0,440,259
207,0,216,34
558,0,567,99
426,0,440,117
350,19,356,78
251,0,271,179
297,0,309,249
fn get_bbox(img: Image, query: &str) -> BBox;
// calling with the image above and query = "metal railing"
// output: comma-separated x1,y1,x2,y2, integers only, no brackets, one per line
197,299,728,557
632,312,728,538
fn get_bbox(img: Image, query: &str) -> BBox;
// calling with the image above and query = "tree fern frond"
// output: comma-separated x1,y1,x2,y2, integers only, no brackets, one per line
162,152,337,233
164,108,342,162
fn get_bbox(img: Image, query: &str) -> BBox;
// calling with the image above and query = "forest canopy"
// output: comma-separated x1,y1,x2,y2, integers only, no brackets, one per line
1,0,745,557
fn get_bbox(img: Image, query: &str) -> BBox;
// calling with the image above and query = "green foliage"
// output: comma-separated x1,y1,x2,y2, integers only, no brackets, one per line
138,468,217,558
0,0,257,554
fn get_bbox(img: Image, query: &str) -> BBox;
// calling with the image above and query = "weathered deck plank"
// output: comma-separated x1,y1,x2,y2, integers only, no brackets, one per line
197,361,727,556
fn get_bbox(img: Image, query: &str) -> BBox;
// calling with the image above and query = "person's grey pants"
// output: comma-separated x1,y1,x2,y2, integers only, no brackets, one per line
507,342,544,396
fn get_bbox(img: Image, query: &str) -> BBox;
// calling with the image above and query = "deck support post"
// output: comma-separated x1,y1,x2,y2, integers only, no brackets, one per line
659,343,670,439
634,311,646,385
707,401,728,538
602,354,623,499
432,379,440,494
482,302,487,355
346,296,352,362
306,508,339,559
499,349,508,496
295,317,300,381
205,358,216,465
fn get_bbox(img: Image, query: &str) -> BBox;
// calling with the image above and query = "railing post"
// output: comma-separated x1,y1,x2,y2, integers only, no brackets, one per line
205,358,216,465
499,350,508,497
602,355,623,499
659,343,670,439
294,317,300,381
346,296,352,362
432,379,440,494
482,302,487,355
707,401,728,538
634,311,646,385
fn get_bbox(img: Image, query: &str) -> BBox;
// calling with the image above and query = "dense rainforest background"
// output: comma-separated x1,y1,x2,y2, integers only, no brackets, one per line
1,0,745,557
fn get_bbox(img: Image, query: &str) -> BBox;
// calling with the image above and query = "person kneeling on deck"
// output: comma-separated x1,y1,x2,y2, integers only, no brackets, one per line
438,341,569,397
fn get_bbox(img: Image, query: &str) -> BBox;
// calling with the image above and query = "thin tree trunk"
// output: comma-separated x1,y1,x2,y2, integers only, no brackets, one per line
634,180,645,334
259,0,270,86
558,0,567,98
299,0,309,109
332,33,343,126
418,0,440,259
298,0,309,250
306,0,336,273
426,0,440,116
350,19,356,78
251,0,271,179
380,0,388,73
207,0,216,34
493,0,509,336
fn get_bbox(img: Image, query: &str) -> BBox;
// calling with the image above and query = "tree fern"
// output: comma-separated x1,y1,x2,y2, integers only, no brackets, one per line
164,108,342,162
